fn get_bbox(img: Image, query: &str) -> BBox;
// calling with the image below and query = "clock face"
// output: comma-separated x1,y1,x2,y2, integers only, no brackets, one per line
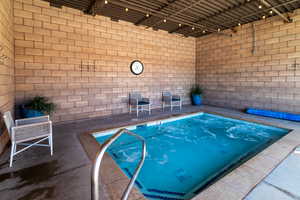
130,60,144,75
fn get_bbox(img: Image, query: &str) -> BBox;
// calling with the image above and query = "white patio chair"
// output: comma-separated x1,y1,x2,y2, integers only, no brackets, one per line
162,91,182,111
129,92,151,117
3,111,53,167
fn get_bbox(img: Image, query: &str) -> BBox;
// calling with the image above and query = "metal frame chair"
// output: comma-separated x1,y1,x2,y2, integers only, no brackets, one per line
129,92,151,117
3,111,53,167
162,91,182,111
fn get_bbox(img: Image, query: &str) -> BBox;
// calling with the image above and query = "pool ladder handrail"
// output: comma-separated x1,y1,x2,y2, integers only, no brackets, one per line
91,128,147,200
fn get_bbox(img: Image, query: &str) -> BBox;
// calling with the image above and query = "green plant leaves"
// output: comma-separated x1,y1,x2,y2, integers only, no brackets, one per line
190,84,203,95
26,96,56,114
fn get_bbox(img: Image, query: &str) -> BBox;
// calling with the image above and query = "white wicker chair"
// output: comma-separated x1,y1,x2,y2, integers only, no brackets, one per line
3,111,53,167
162,91,182,111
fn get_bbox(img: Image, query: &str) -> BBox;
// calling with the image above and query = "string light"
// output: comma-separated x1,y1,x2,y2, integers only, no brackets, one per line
179,23,182,27
217,28,221,32
192,27,195,30
258,5,262,9
125,8,129,12
262,15,266,19
146,13,149,17
163,19,167,23
202,30,206,33
104,0,108,4
238,23,241,26
269,10,273,14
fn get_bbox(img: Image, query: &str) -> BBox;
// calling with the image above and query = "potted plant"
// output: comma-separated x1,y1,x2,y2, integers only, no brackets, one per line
21,96,55,118
190,84,203,105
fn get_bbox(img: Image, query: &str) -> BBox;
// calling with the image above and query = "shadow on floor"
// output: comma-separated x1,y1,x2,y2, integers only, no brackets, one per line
0,105,203,200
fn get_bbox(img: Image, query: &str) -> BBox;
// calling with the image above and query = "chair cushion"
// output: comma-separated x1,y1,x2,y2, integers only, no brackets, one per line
138,101,149,105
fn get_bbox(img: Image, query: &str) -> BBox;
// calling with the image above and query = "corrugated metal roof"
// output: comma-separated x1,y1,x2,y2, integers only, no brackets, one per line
43,0,300,37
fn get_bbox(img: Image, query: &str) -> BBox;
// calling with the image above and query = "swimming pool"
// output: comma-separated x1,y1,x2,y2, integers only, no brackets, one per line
94,113,289,200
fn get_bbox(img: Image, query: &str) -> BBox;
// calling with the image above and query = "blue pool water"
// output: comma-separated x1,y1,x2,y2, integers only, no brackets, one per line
95,113,289,200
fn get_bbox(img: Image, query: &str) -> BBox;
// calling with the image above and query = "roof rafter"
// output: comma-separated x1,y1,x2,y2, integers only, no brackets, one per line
85,0,106,16
135,0,177,26
170,0,253,34
44,0,300,38
260,0,292,22
187,0,298,37
220,0,298,27
108,0,220,32
147,0,207,29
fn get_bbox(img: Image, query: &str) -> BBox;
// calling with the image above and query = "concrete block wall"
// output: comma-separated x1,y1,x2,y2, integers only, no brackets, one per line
0,0,14,153
196,9,300,113
13,0,196,122
2,0,298,156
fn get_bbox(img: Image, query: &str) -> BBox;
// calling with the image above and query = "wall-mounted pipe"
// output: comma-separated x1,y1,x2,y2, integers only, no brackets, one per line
252,23,256,55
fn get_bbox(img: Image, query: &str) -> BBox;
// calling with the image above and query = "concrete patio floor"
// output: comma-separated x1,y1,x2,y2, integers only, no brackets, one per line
245,147,300,200
0,105,299,200
0,105,204,200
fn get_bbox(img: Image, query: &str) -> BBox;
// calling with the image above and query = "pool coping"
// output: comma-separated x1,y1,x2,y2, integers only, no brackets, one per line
79,109,300,200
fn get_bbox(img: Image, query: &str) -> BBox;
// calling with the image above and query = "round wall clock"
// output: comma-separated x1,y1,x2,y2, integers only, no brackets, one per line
130,60,144,75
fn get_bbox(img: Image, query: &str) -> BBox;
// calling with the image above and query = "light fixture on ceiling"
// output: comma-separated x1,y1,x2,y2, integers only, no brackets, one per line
163,19,167,23
217,28,221,32
262,15,266,19
146,13,149,17
179,23,182,27
238,23,241,26
202,30,206,33
269,10,273,14
192,27,195,30
258,5,262,9
125,8,129,12
104,0,108,4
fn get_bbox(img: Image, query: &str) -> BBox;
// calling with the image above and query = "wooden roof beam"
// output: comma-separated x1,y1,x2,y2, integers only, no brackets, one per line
85,0,107,16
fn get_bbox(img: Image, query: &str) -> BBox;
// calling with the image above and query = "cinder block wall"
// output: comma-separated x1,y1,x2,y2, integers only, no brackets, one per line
0,0,15,153
14,0,196,122
196,10,300,113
